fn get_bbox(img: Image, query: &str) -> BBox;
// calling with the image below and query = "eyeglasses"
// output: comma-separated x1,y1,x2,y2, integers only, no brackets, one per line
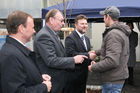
53,17,65,23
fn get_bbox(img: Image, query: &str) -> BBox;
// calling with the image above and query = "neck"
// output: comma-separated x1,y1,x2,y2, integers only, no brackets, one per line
110,20,118,26
46,23,57,32
9,34,26,44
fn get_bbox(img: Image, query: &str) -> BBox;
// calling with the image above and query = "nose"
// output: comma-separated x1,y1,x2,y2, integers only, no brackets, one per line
33,29,36,34
62,21,65,27
62,21,65,25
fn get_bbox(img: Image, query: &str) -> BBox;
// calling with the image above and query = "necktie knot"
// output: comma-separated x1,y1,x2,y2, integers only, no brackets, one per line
56,34,60,41
81,36,85,41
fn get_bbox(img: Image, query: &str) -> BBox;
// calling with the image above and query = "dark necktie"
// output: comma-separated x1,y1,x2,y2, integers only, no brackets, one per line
56,34,61,41
81,36,87,50
81,36,84,41
56,34,64,48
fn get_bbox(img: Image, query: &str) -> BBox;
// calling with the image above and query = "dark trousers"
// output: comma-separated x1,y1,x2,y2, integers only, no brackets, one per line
127,67,134,84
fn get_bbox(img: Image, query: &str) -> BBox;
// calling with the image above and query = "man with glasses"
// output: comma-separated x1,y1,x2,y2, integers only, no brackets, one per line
34,9,87,93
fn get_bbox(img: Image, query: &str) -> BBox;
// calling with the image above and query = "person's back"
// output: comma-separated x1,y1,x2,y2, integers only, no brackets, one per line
98,22,130,82
88,6,131,93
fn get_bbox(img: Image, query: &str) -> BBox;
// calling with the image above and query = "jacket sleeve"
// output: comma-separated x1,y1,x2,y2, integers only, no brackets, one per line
95,49,101,56
34,34,75,70
1,55,48,93
91,31,123,72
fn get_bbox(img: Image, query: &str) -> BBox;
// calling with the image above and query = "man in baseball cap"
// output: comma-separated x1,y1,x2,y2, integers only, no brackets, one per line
88,6,131,93
100,6,120,20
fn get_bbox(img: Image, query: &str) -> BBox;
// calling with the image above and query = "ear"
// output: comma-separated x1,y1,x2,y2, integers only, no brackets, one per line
107,14,111,20
49,17,54,24
18,24,25,34
75,23,77,28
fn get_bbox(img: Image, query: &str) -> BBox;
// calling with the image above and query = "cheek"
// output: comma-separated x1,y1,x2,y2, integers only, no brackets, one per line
85,25,88,29
104,18,106,22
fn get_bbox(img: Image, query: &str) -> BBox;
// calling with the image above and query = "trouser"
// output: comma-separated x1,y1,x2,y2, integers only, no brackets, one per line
128,67,134,83
102,83,123,93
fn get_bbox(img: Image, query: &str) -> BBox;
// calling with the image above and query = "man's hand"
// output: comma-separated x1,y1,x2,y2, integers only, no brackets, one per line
43,80,52,92
88,51,97,60
42,74,52,92
42,74,51,81
88,61,96,72
74,55,88,64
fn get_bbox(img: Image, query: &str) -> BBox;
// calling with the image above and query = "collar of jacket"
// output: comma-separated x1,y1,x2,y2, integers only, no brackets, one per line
6,36,33,56
102,27,123,38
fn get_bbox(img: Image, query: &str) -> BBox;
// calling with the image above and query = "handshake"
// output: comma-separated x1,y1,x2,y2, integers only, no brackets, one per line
73,50,97,64
88,51,97,72
88,51,97,61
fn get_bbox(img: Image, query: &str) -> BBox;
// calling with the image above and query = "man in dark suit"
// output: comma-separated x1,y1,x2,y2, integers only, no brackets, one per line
126,22,138,85
63,14,96,93
34,9,87,93
0,11,51,93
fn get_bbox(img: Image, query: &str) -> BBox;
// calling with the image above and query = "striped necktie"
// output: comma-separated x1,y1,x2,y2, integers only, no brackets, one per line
81,35,87,50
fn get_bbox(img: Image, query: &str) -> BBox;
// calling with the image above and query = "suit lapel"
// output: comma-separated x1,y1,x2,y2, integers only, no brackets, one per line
85,36,90,51
73,31,87,51
45,26,65,53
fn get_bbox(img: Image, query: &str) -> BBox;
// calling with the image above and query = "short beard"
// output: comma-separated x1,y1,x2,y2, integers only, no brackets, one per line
78,29,85,34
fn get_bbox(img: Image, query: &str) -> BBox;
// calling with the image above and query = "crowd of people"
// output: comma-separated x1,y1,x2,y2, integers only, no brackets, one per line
0,6,138,93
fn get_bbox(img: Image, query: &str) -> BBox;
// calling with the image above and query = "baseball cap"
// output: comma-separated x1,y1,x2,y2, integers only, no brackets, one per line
100,6,120,19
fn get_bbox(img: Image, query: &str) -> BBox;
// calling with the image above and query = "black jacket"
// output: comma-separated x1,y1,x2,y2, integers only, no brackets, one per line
64,31,91,93
0,36,47,93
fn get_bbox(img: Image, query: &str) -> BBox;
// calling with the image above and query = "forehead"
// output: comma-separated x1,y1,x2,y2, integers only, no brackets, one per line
26,17,34,25
27,17,33,22
77,19,87,23
55,12,63,18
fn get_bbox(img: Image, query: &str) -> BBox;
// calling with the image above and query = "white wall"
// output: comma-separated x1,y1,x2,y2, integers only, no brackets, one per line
91,23,104,50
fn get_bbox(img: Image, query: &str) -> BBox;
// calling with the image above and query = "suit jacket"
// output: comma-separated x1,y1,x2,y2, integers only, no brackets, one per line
34,25,75,93
64,31,91,93
128,30,138,67
0,36,47,93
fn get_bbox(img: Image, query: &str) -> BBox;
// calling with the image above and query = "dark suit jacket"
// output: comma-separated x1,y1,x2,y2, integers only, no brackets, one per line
0,36,47,93
34,25,75,93
64,31,91,93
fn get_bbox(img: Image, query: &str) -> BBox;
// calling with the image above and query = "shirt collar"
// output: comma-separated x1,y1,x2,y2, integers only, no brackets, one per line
75,30,84,38
9,36,25,46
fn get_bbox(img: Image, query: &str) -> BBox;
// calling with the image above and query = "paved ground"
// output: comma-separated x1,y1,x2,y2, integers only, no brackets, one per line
122,62,140,93
86,62,140,93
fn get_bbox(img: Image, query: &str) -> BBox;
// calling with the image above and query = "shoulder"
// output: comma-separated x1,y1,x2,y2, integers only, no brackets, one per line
85,35,90,40
132,31,138,35
66,31,76,39
35,27,52,42
109,28,126,37
104,29,125,43
0,44,22,64
1,43,18,55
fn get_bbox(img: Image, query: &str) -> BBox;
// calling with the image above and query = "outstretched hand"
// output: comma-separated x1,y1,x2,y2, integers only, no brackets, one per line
74,55,88,64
